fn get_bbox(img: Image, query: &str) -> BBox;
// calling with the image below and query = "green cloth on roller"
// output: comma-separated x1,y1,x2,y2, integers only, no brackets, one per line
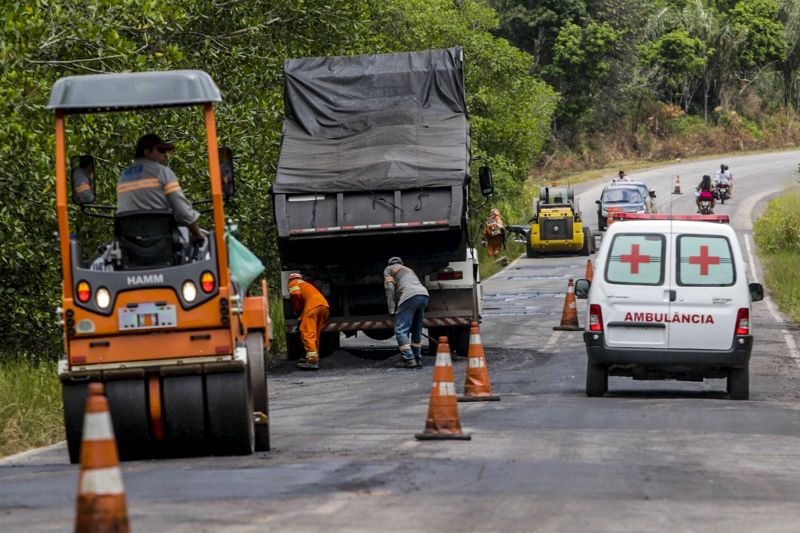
226,232,264,291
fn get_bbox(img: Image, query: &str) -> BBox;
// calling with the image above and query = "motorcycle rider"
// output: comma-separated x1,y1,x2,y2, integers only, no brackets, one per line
696,174,716,213
714,164,732,199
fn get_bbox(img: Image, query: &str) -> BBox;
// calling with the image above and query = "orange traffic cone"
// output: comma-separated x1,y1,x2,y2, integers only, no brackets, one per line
415,337,471,440
75,383,130,533
673,175,682,194
585,259,594,282
553,278,582,331
458,322,500,402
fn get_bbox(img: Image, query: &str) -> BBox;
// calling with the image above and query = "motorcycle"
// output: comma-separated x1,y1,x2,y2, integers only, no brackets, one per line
715,183,730,204
699,200,714,215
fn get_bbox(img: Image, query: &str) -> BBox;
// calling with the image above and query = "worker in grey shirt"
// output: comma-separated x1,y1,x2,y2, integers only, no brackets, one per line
384,257,429,368
117,133,204,244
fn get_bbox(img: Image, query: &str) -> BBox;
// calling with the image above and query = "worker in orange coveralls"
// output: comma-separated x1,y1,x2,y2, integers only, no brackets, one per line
482,207,506,259
287,273,330,370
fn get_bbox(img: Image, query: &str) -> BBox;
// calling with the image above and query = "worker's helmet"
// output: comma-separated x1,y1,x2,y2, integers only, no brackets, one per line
388,257,403,265
288,272,303,281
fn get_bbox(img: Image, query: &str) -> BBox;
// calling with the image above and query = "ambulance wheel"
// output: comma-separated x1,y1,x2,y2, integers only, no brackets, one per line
320,332,341,357
105,379,153,460
450,325,471,357
728,366,749,400
206,371,254,455
580,228,591,256
286,331,304,361
62,381,90,464
247,332,270,452
162,375,207,457
585,361,608,397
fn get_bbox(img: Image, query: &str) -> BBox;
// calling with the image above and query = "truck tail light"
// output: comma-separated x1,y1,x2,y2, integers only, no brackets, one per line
76,281,91,303
589,304,604,332
735,308,750,335
201,271,216,293
432,270,463,281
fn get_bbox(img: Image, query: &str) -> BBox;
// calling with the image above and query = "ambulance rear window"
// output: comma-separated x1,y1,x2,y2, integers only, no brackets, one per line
677,235,735,286
605,234,665,285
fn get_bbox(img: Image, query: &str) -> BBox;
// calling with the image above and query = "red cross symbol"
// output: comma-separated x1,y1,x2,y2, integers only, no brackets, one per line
688,245,720,276
619,244,651,274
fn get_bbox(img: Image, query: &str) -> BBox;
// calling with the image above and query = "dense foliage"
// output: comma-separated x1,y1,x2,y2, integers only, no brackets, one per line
0,0,555,359
491,0,800,144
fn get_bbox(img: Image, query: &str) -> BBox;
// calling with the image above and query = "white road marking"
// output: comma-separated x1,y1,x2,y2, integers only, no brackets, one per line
742,234,800,368
544,330,563,350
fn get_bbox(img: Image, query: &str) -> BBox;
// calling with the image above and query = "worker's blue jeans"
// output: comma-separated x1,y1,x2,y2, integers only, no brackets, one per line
394,295,429,360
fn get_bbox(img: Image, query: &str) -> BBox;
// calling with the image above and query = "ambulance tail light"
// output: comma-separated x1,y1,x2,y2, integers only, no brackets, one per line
735,308,750,335
589,304,604,332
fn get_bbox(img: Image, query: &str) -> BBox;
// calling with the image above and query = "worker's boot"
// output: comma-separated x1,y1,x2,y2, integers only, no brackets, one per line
297,353,320,371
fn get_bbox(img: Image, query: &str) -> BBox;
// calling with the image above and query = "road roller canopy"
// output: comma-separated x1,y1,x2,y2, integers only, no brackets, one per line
47,70,222,114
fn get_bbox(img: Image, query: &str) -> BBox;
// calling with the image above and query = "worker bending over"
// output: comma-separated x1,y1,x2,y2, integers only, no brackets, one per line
384,257,429,369
288,273,330,370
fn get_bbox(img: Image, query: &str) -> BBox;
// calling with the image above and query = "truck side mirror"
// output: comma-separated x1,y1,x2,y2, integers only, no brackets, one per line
749,282,764,302
70,155,96,205
219,147,235,200
595,200,601,205
575,279,591,299
479,166,494,197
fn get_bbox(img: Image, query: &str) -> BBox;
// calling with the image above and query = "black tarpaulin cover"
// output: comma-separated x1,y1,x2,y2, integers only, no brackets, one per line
274,47,469,194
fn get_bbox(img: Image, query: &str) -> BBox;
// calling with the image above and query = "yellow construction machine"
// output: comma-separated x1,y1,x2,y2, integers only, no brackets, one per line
527,186,594,257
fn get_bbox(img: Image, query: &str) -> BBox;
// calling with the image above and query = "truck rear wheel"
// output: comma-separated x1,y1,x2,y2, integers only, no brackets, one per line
586,360,608,397
286,331,304,360
450,325,471,357
247,332,270,452
320,332,341,357
728,366,749,400
206,371,254,455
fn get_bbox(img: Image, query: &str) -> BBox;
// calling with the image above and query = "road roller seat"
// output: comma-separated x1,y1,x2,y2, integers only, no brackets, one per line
114,210,184,269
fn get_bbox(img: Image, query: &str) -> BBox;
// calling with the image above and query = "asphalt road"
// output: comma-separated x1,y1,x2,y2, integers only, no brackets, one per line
2,152,800,532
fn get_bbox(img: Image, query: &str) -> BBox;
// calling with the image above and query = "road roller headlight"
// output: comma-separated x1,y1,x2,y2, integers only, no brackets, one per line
95,287,111,309
182,280,198,302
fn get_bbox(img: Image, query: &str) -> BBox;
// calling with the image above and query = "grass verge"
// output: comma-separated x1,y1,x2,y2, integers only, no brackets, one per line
753,188,800,321
0,359,63,457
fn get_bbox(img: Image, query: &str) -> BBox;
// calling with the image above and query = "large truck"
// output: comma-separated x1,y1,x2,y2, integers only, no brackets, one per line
272,48,491,357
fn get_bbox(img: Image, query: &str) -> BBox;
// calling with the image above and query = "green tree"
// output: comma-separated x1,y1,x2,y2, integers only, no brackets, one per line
643,29,709,111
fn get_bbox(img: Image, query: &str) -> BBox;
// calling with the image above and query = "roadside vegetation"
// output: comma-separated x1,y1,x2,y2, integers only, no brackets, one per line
0,359,63,457
753,188,800,321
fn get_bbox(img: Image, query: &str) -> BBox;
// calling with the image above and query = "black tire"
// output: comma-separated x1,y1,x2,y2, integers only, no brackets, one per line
364,328,395,341
286,331,304,360
105,379,153,460
580,228,591,256
62,381,90,464
450,325,471,357
586,360,608,397
567,188,575,202
206,371,254,456
247,332,270,452
721,193,725,205
526,232,538,258
319,332,341,357
163,375,207,457
539,188,548,202
728,366,749,400
427,327,446,354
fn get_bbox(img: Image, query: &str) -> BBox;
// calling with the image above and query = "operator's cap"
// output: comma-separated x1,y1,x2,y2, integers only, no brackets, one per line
135,133,175,156
388,257,403,265
288,272,303,281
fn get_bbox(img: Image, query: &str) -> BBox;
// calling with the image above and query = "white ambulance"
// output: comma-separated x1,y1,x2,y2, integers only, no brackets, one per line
575,214,763,399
